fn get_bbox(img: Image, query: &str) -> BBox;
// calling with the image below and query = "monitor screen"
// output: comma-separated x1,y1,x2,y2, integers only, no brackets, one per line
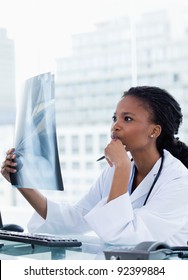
0,212,3,228
10,72,64,191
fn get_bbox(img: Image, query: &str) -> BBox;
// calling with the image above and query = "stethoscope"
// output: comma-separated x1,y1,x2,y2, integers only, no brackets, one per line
143,152,165,206
98,151,165,206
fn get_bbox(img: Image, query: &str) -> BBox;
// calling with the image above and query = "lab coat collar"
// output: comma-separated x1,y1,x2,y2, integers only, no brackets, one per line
130,156,163,204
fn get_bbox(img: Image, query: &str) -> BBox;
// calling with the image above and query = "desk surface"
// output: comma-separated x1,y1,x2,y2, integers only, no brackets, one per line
0,235,108,260
0,235,184,260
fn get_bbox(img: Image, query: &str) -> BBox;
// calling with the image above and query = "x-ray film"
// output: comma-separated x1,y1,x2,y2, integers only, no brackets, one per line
10,72,64,191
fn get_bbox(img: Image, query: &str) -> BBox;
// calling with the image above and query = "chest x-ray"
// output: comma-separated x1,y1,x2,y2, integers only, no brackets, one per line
10,72,64,191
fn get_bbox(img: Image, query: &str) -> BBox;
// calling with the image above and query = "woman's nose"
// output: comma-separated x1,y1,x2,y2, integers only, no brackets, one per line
112,119,121,130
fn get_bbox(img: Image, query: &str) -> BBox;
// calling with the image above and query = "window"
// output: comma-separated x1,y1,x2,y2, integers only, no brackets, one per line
99,134,108,153
85,134,93,154
71,135,79,154
85,162,94,170
72,162,80,170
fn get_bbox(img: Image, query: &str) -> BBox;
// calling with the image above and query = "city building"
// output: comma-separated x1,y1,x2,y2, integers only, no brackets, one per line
0,28,15,124
55,9,188,196
0,28,16,208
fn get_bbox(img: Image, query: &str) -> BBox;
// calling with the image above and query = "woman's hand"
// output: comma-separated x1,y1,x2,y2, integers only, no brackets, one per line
1,148,17,182
104,139,130,168
105,139,132,202
1,148,47,219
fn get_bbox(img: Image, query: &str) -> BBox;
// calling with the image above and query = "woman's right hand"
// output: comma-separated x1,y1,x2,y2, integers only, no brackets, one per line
1,148,48,219
1,148,17,182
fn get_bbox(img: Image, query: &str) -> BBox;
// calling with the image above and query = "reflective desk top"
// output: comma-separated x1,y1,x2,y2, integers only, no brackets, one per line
0,235,108,260
0,235,184,260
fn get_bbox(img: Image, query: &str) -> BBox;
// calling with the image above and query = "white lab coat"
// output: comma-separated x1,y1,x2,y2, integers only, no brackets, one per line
28,150,188,246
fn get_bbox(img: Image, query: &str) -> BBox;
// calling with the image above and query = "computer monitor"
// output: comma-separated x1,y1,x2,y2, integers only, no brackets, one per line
10,73,64,191
0,212,3,228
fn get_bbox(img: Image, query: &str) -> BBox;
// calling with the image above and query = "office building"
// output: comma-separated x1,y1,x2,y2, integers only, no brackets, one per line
55,9,188,196
0,28,15,124
0,28,16,207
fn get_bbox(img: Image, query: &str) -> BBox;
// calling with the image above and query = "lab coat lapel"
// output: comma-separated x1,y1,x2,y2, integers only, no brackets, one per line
130,159,162,207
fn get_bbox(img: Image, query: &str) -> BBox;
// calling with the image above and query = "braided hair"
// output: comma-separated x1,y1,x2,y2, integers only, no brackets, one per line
122,86,188,168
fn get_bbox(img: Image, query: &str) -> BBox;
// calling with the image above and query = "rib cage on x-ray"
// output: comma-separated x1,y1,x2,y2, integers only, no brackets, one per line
10,72,64,191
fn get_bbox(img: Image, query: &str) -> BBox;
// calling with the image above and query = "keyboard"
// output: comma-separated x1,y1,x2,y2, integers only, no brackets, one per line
0,230,82,247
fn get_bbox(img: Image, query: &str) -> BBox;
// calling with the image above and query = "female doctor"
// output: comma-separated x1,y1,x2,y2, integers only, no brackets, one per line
1,86,188,246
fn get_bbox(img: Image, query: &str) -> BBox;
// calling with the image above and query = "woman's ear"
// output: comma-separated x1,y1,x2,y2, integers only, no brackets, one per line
150,125,162,138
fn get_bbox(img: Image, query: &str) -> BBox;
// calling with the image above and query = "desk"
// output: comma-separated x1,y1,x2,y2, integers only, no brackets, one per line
0,235,107,260
0,235,184,260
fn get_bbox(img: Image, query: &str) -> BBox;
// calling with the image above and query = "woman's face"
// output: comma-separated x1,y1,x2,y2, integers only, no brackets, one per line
111,95,158,153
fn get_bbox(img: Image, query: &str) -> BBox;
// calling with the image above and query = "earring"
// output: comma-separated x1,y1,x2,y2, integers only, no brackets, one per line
151,134,154,138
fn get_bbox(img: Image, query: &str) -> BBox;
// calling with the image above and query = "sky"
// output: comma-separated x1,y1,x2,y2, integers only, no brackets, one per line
0,0,188,89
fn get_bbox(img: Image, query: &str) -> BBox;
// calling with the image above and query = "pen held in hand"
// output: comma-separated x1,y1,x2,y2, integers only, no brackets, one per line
96,155,105,161
97,154,133,162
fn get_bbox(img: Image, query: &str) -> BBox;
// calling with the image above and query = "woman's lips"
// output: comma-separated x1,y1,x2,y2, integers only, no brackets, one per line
111,133,119,140
111,134,125,146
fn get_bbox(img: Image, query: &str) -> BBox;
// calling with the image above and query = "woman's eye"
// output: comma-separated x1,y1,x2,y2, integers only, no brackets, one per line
112,115,117,122
124,116,132,122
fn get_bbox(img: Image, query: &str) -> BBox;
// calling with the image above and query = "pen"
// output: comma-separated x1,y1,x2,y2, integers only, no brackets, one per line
97,155,133,162
96,155,105,161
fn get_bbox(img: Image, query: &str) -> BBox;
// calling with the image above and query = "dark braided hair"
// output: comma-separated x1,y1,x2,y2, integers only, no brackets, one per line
122,86,188,168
